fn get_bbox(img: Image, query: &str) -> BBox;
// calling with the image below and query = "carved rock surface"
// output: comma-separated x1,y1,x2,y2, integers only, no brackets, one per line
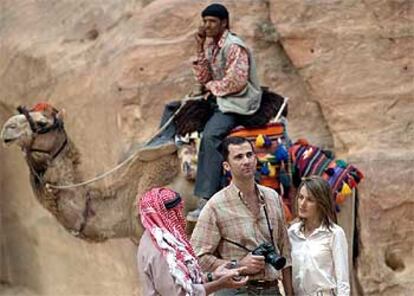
0,0,413,295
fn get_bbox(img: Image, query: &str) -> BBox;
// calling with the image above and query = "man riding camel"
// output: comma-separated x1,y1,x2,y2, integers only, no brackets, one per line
140,3,262,221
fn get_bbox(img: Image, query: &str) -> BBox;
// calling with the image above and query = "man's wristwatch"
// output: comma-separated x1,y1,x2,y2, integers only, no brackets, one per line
206,272,214,282
229,259,239,269
229,259,242,281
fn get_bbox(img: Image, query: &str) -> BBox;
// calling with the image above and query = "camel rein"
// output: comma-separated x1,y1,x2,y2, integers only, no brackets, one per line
31,95,288,191
42,100,191,190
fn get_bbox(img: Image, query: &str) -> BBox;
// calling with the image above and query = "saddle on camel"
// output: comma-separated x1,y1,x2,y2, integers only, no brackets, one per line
164,88,364,224
162,0,361,225
173,88,288,137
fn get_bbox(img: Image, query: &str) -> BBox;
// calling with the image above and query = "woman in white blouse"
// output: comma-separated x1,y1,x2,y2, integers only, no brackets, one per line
288,176,350,296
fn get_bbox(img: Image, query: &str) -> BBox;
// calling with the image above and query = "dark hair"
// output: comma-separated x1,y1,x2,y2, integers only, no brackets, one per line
201,3,230,29
296,176,337,230
220,136,253,161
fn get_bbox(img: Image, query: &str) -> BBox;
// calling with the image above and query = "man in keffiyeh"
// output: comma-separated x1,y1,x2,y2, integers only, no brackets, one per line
137,187,248,296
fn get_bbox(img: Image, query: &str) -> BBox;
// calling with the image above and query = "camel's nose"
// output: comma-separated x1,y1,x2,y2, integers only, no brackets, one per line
1,124,18,144
2,123,17,133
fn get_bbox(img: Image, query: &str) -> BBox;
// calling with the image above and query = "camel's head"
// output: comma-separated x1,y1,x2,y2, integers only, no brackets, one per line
1,102,64,151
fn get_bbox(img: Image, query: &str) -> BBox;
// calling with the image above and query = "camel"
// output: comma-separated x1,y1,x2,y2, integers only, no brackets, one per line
0,102,195,242
1,101,362,294
0,102,360,253
0,90,288,242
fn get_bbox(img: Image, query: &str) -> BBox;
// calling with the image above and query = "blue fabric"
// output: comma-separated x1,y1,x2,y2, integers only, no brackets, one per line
194,105,239,198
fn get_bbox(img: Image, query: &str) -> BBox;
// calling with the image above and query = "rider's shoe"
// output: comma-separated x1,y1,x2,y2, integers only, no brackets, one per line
186,198,208,222
138,138,177,161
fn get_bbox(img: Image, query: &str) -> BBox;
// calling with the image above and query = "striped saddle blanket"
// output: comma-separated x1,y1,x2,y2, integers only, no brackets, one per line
228,124,364,215
289,142,364,209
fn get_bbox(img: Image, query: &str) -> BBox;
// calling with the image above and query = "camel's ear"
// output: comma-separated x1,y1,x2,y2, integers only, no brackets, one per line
56,109,66,120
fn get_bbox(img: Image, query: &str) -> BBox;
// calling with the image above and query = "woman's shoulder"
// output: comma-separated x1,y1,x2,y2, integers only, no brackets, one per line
288,221,302,233
330,222,345,233
329,223,347,239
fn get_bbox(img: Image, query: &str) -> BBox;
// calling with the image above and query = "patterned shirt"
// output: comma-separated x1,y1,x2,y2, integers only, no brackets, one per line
190,183,292,281
192,30,249,97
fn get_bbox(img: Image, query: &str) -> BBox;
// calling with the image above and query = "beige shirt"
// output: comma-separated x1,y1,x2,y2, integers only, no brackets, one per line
137,231,206,296
191,183,292,281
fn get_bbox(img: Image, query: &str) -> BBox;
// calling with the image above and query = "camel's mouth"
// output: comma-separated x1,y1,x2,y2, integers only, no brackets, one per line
3,138,16,146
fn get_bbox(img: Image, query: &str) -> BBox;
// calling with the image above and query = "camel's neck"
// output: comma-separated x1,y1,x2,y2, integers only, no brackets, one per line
36,138,82,186
28,137,139,242
26,135,187,242
28,138,86,233
25,129,76,177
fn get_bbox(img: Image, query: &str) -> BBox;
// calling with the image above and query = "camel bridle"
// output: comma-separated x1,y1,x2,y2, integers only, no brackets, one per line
16,106,68,184
17,105,64,135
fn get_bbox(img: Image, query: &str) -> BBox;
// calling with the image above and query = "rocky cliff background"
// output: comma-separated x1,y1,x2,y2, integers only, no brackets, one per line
0,0,412,295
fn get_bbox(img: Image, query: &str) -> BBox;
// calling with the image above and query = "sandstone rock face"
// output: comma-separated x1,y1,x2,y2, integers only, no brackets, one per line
0,0,412,295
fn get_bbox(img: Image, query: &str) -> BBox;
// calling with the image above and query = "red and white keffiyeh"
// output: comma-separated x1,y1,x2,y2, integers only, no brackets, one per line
139,187,203,295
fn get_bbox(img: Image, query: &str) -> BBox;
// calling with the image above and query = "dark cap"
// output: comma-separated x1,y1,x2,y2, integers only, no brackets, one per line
201,3,229,20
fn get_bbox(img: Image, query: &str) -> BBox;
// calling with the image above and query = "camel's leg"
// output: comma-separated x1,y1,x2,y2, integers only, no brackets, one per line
337,189,362,295
0,213,11,284
337,189,356,269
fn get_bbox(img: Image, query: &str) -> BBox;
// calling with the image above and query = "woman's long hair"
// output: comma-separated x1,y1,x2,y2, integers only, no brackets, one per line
296,176,337,230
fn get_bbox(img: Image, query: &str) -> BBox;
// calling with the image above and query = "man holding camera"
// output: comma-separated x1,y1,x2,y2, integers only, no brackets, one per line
191,136,293,296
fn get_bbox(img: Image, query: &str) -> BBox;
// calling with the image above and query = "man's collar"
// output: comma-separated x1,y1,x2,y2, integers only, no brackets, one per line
218,29,229,48
230,182,265,204
210,29,229,48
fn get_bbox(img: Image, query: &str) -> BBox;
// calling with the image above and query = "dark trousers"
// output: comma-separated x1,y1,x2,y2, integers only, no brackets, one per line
194,106,238,198
156,101,180,141
215,286,282,296
153,100,239,199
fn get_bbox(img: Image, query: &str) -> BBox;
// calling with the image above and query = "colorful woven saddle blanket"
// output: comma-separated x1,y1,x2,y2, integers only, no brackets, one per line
289,141,364,208
228,126,364,216
228,122,294,221
228,122,291,191
181,123,364,220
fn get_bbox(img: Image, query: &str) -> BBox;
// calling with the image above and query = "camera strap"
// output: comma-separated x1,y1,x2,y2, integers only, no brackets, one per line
222,237,252,252
225,188,276,252
263,204,276,248
222,204,275,252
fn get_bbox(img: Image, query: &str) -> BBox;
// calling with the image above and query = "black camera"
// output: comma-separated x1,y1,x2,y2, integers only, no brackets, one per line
252,242,286,270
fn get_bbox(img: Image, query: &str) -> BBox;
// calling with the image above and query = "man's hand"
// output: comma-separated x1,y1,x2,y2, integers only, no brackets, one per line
203,91,211,100
213,265,249,289
212,263,231,280
195,25,206,53
239,253,266,275
212,263,243,280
